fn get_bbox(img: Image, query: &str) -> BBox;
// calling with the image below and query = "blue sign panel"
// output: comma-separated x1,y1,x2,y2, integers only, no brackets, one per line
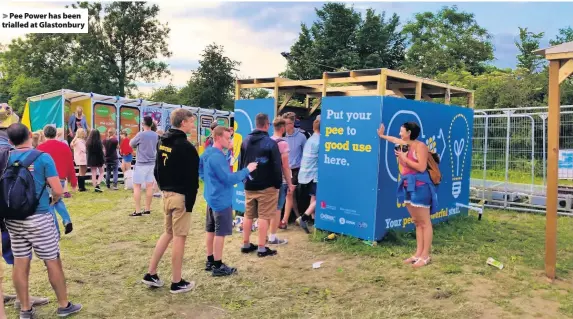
315,96,382,241
376,97,474,238
232,99,276,212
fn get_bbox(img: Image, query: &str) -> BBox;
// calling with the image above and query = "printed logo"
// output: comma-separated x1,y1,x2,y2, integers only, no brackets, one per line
358,222,368,228
320,201,326,209
320,213,335,222
339,218,345,225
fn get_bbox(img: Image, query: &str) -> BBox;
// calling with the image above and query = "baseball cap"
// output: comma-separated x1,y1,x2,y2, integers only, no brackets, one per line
0,103,19,128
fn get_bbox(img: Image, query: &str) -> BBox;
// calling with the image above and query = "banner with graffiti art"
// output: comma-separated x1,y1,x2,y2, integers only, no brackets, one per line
141,106,164,130
231,99,276,212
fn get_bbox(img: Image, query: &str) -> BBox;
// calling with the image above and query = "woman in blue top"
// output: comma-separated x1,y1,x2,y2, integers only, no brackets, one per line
378,122,437,268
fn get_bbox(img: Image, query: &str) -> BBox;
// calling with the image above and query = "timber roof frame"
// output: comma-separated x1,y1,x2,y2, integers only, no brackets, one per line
235,68,474,114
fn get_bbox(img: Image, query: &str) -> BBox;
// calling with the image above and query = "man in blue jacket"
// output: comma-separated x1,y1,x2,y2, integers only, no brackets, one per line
200,126,257,276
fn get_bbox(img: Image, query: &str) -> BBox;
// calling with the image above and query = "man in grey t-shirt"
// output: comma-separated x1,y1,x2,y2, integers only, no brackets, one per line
129,116,159,217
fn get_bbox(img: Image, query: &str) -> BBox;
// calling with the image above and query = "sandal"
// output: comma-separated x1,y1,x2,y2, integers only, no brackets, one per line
403,256,420,264
412,256,431,268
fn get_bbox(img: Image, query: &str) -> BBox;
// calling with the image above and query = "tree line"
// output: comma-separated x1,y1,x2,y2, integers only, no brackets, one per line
1,2,572,115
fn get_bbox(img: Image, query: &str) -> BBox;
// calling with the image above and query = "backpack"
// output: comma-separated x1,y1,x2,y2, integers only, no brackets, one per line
0,150,47,220
427,151,442,185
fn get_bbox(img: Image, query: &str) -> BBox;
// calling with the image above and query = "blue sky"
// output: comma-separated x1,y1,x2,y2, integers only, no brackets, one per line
184,1,572,70
3,1,572,93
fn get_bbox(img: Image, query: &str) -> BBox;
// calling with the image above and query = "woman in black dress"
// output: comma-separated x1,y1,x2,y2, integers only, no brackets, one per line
86,129,105,193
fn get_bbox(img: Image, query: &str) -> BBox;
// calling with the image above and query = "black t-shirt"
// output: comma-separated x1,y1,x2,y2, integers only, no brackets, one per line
103,137,119,163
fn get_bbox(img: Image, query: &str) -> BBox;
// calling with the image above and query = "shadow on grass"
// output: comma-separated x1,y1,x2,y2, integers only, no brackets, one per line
311,211,573,276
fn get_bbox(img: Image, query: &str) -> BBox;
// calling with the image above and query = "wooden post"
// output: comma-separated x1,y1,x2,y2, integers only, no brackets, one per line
273,80,279,112
378,70,387,96
468,92,475,108
546,59,561,281
415,82,422,100
445,88,451,105
235,81,241,100
322,72,328,97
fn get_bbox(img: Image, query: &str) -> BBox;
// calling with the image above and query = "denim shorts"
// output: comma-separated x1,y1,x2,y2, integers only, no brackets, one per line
122,154,133,163
277,183,288,210
404,183,432,208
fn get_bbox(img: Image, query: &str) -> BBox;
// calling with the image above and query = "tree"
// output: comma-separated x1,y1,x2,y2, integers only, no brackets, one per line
148,84,184,105
282,3,406,80
402,6,494,77
185,43,240,110
515,27,545,73
356,9,406,69
73,1,172,96
550,26,573,46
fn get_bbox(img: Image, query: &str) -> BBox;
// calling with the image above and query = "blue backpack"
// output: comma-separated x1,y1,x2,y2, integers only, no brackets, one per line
0,149,46,220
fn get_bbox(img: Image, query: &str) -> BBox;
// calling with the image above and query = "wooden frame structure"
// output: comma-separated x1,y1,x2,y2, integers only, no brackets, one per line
235,68,474,115
534,41,573,281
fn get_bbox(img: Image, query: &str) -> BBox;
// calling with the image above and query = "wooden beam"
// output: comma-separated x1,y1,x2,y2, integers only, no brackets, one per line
415,82,422,100
546,59,561,281
386,89,404,98
546,52,573,60
309,98,322,116
387,82,417,89
445,88,451,105
422,94,432,102
378,70,387,96
305,95,310,109
559,59,573,84
278,93,293,113
235,81,241,100
350,71,357,78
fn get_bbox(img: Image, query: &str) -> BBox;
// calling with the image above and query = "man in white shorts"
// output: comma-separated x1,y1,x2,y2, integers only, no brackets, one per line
130,116,159,217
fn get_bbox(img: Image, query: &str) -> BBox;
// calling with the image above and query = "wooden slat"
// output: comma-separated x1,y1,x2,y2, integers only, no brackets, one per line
468,93,475,108
546,59,560,281
422,94,432,102
559,59,573,84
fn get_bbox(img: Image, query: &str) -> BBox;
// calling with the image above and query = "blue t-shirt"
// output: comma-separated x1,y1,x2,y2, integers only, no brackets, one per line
8,150,58,214
298,133,320,184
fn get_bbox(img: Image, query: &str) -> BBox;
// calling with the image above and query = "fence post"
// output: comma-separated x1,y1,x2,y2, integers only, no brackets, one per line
482,115,489,202
503,110,514,208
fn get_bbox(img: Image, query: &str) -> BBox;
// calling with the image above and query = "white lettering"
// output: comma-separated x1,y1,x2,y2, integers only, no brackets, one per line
345,112,372,122
324,153,349,166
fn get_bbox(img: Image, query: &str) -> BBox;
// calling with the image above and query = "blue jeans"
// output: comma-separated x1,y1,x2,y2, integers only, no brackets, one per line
50,180,72,231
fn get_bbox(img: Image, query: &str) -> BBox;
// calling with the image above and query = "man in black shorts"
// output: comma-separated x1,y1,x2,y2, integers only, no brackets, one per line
200,126,257,276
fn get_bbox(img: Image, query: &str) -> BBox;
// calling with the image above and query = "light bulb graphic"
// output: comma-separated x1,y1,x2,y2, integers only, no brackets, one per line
448,114,470,199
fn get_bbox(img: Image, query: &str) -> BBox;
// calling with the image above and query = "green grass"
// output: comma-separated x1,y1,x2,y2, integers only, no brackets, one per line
471,168,573,186
2,188,573,318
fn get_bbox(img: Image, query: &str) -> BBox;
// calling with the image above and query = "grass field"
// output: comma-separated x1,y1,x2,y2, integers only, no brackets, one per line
2,187,573,318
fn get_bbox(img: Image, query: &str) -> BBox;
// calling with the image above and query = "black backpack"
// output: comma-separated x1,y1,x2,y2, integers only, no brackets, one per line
0,149,47,220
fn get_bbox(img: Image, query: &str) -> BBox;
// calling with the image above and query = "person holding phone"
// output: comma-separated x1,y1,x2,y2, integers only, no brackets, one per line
377,122,438,268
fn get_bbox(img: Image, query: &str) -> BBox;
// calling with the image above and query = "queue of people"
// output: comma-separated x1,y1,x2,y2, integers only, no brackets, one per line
0,100,437,318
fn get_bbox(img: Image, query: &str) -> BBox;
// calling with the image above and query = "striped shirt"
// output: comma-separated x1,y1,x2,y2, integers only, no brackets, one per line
298,133,320,184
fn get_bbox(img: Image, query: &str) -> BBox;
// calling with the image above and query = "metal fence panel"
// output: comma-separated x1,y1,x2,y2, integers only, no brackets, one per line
470,106,573,216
